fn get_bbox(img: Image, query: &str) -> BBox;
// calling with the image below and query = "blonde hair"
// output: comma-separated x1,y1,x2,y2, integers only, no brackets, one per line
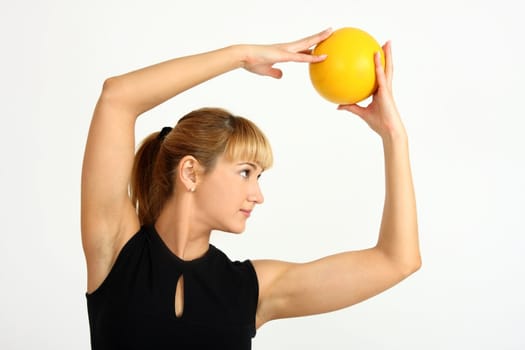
130,107,273,225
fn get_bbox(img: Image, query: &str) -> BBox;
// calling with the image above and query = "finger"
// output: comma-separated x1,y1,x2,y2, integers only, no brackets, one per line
337,103,366,117
374,51,388,89
298,49,328,61
287,28,332,52
382,41,393,87
285,51,327,63
265,67,283,79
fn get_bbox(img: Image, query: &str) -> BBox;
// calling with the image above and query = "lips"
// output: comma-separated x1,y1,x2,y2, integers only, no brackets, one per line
240,209,252,217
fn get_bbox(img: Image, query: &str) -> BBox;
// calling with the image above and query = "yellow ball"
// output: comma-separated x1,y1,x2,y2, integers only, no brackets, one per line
309,27,385,104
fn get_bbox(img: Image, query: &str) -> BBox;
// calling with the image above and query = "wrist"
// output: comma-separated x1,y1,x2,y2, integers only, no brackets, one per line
228,44,251,70
381,124,408,145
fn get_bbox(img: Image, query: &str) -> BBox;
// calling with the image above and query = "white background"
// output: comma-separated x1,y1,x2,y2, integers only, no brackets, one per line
1,0,524,349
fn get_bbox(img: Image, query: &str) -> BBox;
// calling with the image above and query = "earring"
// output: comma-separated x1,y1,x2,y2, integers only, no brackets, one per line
189,187,196,193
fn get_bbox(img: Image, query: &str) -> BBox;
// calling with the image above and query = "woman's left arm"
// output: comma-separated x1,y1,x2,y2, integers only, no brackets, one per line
254,41,421,328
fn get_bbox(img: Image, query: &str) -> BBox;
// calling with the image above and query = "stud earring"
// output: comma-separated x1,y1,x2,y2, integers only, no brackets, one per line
189,187,196,193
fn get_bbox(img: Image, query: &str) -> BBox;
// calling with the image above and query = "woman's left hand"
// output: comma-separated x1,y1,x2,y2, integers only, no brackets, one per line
241,28,332,79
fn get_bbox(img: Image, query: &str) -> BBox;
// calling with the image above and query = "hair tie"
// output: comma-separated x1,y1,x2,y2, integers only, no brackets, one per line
158,126,172,140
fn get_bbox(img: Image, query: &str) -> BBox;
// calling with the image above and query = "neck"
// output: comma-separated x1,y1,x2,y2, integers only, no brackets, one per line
154,192,211,261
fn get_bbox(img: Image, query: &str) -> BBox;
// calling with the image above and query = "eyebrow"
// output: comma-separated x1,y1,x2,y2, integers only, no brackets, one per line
237,162,262,171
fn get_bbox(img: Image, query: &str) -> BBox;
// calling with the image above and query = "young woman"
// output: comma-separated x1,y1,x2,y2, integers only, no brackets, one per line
81,28,421,349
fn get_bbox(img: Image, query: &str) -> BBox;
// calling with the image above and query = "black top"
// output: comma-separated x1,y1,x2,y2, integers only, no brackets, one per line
86,225,259,349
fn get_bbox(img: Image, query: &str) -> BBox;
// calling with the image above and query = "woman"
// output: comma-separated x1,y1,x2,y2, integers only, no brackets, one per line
81,28,421,349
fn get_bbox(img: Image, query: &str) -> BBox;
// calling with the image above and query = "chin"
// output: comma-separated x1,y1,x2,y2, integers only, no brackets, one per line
229,227,246,234
214,222,247,234
225,223,247,235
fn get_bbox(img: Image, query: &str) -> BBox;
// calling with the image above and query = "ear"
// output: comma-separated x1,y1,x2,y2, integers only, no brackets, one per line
178,155,199,192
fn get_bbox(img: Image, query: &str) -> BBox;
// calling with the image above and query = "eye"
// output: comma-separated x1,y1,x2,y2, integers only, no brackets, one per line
240,169,251,179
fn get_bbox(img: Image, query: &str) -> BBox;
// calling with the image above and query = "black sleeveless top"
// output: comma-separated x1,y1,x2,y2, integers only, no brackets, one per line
86,225,259,349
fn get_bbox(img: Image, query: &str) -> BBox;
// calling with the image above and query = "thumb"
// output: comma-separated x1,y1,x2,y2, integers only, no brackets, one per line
337,104,366,117
265,67,283,79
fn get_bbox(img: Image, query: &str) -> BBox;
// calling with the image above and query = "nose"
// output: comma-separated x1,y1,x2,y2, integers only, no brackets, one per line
249,182,264,204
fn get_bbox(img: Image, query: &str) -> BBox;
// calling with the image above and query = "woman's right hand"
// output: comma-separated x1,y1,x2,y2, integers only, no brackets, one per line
337,41,406,139
241,28,332,79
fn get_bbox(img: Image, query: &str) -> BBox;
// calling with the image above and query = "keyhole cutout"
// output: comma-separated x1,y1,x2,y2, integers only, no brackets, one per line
174,274,185,318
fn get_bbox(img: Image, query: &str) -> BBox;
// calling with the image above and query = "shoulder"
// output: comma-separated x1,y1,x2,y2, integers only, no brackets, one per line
209,246,256,273
206,246,259,291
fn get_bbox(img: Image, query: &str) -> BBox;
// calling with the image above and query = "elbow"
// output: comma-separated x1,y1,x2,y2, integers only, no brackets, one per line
97,75,135,111
376,244,422,278
379,248,421,279
98,76,142,116
99,76,124,103
400,254,422,278
410,257,422,275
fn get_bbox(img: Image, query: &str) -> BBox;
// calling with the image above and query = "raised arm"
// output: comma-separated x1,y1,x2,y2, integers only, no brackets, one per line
254,41,421,327
80,30,332,293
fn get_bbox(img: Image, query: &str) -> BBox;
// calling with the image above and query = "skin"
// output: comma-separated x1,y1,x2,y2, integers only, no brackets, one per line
81,28,421,331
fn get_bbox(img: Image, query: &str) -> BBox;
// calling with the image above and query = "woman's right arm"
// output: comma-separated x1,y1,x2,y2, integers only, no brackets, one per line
81,29,332,293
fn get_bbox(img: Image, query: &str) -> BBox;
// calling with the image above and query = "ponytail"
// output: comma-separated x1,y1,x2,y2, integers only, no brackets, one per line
130,131,174,226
